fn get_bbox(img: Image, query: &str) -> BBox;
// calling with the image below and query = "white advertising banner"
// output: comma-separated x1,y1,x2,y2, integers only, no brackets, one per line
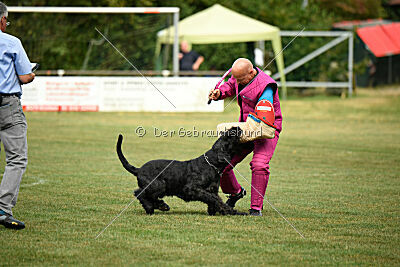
21,76,224,112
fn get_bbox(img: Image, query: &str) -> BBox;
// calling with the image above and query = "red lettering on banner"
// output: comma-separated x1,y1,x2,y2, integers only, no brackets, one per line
23,105,99,112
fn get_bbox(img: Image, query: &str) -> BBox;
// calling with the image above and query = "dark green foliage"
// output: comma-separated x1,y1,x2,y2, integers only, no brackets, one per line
4,0,392,81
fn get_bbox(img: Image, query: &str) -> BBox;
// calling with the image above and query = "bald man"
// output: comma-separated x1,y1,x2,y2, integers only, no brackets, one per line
208,58,282,216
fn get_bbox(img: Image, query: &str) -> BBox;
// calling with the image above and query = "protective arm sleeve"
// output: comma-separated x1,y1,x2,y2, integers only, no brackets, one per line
249,84,276,128
258,85,274,103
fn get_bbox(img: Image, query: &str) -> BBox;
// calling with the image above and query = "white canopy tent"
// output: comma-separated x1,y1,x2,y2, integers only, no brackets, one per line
156,4,287,96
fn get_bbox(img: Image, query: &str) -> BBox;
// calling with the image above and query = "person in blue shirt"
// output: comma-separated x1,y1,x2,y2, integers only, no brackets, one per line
0,1,35,230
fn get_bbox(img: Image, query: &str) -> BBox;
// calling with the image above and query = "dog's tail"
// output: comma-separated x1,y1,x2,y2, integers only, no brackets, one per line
117,134,139,176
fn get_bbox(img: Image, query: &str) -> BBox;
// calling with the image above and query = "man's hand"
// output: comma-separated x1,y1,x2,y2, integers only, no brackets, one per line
18,73,35,84
208,89,221,101
192,56,204,71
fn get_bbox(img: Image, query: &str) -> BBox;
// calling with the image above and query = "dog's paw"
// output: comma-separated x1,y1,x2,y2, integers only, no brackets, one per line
207,205,217,216
157,202,170,212
145,209,155,215
218,206,247,216
218,208,230,216
233,210,248,216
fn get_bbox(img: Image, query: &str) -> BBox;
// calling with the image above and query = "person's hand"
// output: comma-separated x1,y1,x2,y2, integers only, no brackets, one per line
208,89,221,101
18,73,35,85
192,56,204,71
192,64,200,71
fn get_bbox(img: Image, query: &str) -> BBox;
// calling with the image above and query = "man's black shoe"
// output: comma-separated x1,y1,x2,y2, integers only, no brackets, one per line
226,187,246,208
249,208,262,216
0,211,25,230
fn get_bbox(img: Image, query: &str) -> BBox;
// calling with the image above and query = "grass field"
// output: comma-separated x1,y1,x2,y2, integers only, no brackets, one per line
1,89,399,265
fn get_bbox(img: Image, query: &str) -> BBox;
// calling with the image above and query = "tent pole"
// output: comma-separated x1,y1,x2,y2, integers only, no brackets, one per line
259,40,265,63
270,36,287,100
261,40,265,55
388,55,392,84
348,32,353,97
173,10,179,76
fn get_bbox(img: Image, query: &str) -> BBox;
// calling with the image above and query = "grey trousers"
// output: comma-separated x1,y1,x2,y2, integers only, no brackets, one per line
0,95,28,216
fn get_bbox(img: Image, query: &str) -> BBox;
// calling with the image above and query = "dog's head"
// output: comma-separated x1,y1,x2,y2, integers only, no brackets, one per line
212,126,243,162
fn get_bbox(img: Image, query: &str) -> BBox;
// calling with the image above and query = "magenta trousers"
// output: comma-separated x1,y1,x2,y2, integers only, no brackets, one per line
220,134,279,210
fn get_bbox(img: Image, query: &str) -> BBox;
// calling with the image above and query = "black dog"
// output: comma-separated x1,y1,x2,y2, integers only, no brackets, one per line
116,127,248,216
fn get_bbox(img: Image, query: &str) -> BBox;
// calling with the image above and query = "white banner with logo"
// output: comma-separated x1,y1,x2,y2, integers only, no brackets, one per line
21,76,224,112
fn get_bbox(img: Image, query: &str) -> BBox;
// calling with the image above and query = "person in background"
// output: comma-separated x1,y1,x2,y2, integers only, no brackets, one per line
179,40,204,71
208,58,282,216
0,1,35,230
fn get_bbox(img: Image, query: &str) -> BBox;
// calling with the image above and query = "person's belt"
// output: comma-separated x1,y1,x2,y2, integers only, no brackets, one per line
0,93,20,106
0,93,20,97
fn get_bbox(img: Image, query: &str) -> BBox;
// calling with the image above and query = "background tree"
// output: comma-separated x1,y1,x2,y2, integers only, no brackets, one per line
4,0,391,85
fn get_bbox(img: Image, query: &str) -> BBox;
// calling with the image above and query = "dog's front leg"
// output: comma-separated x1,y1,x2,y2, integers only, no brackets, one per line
218,203,238,215
184,186,235,216
206,183,242,216
207,204,218,216
134,188,155,215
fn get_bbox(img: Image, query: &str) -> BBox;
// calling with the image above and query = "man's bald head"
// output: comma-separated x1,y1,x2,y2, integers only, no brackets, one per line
180,40,189,53
232,58,253,73
231,58,256,86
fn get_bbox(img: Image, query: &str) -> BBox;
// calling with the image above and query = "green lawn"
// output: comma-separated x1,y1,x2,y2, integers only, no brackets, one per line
1,89,399,265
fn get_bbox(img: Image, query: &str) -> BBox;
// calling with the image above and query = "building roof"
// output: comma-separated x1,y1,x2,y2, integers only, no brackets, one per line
357,22,400,57
332,19,392,30
388,0,400,5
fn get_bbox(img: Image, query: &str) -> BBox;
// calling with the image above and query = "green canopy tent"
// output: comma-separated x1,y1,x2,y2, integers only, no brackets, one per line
156,4,287,97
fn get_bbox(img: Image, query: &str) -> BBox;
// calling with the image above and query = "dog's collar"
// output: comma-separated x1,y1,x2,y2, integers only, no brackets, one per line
203,153,221,175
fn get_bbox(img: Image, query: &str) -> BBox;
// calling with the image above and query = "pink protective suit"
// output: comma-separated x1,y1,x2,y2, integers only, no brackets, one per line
218,67,282,210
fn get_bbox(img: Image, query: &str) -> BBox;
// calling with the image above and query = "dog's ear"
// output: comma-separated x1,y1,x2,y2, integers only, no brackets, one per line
213,126,242,162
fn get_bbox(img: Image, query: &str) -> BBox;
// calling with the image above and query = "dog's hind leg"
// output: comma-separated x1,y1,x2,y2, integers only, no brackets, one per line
134,188,155,215
206,183,219,216
140,181,169,212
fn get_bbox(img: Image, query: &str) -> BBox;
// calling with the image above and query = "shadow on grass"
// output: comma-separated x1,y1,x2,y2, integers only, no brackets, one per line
129,210,250,217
